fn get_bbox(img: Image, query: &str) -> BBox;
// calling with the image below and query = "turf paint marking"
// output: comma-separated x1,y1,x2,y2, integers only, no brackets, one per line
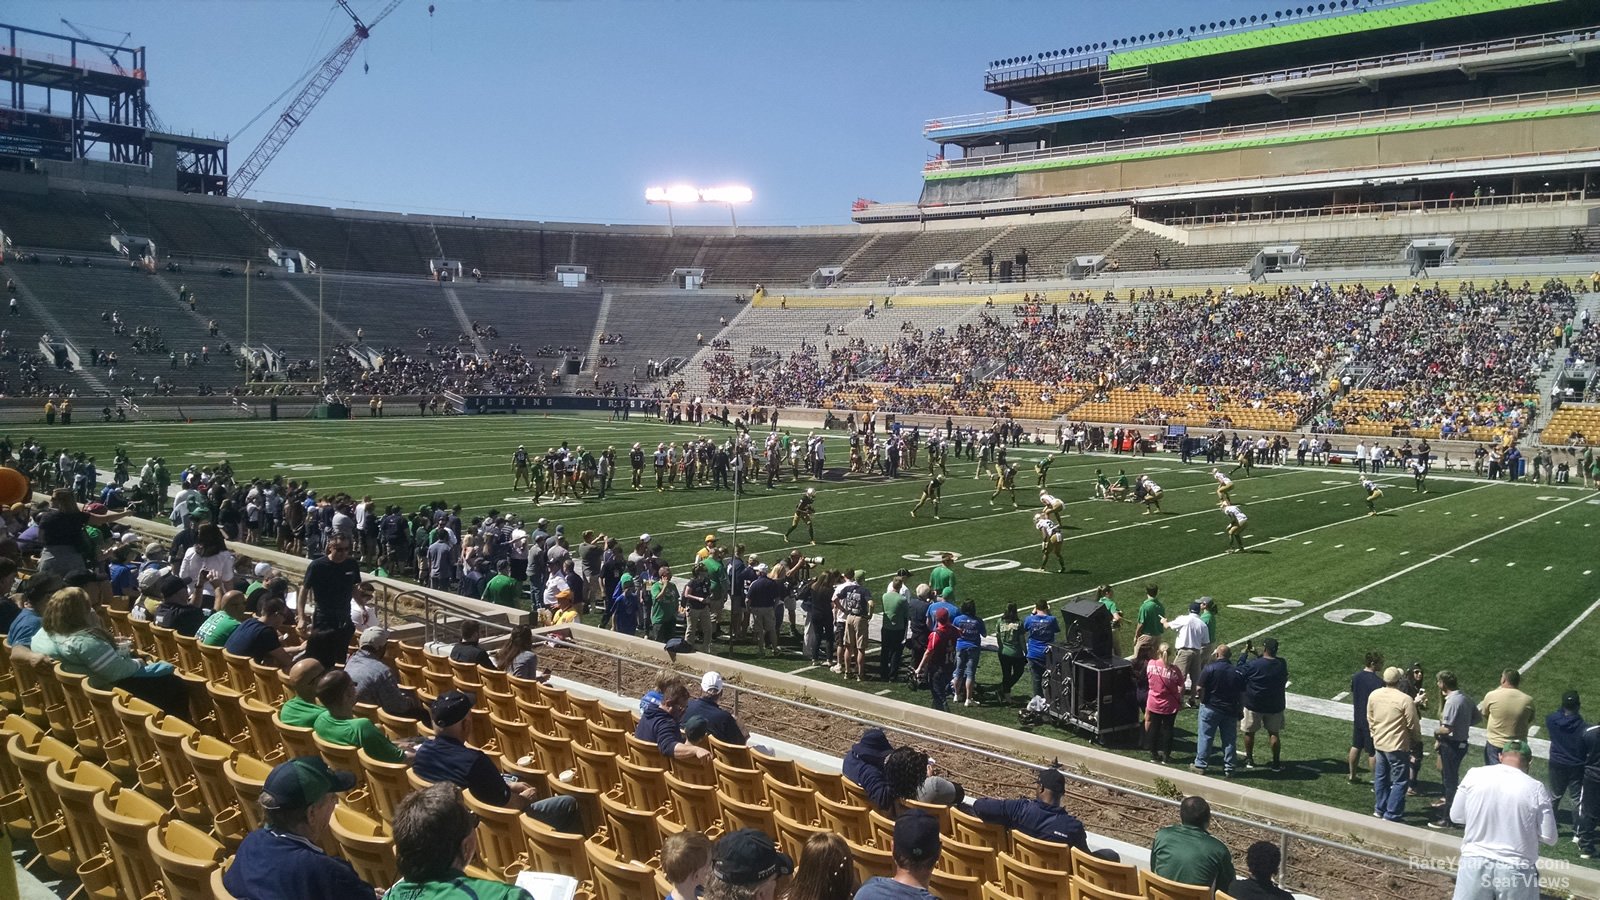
1519,596,1600,674
1234,493,1590,645
1332,691,1350,702
1402,622,1446,631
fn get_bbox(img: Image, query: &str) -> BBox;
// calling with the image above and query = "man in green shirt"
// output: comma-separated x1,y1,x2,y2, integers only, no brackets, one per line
279,658,328,728
384,781,530,900
879,570,911,681
1198,596,1219,660
1135,584,1166,659
702,549,726,635
196,590,248,646
1096,585,1124,658
929,553,956,597
1150,796,1236,889
649,565,680,642
480,559,521,608
312,669,408,764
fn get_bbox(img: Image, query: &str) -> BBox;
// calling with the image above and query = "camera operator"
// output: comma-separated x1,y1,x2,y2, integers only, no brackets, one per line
1235,638,1289,772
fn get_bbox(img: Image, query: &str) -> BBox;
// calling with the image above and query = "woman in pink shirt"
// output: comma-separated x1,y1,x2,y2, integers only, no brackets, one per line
1145,642,1184,764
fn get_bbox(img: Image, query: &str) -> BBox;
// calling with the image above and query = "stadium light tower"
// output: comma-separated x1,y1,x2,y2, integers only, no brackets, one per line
646,184,753,234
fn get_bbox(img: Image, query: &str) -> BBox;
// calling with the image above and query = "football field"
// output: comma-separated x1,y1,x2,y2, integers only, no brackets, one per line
51,412,1600,842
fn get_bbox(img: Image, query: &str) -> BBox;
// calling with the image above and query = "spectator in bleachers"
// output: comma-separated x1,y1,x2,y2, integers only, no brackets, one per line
33,585,190,719
151,572,206,636
345,626,430,724
279,658,327,728
388,782,530,899
705,828,793,900
412,689,582,833
843,727,895,811
788,832,857,900
223,757,372,898
854,812,940,900
1228,840,1296,900
448,619,495,669
636,672,713,762
224,596,298,670
662,830,714,900
971,766,1088,852
195,589,247,647
1150,796,1236,890
685,670,748,746
311,668,409,762
3,571,55,650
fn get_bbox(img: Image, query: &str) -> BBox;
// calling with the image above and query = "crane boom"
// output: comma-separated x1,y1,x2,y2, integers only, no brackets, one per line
228,0,405,198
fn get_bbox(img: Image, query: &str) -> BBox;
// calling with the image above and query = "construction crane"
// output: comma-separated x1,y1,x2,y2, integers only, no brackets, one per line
58,19,166,132
229,0,405,198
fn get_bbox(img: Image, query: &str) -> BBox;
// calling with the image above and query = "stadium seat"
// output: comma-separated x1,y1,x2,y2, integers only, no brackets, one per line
795,762,846,801
623,730,660,766
584,836,657,900
1141,868,1213,900
311,731,376,815
814,793,873,845
1069,875,1145,900
30,657,77,737
463,790,529,880
1071,846,1140,894
848,838,895,883
664,770,723,835
481,687,519,722
174,632,205,675
516,697,555,736
221,752,274,832
6,644,46,729
713,759,765,804
670,745,716,786
44,755,120,891
50,667,105,762
773,808,828,860
236,696,288,764
571,741,621,790
762,772,819,822
92,782,168,900
196,642,228,685
997,850,1068,900
78,682,137,783
983,884,1026,900
867,808,896,849
747,745,799,785
616,755,671,810
250,659,289,706
599,790,664,863
538,683,572,715
448,657,483,690
109,693,173,804
221,651,256,696
938,833,997,882
201,682,252,752
211,863,238,900
273,712,319,759
707,733,752,768
532,729,577,776
377,707,423,741
567,694,602,722
545,773,603,837
596,702,634,734
179,732,251,849
0,714,43,838
587,722,628,758
715,788,777,837
358,746,415,823
521,815,594,883
930,867,985,900
145,713,209,828
10,731,81,875
147,817,227,898
950,803,1006,848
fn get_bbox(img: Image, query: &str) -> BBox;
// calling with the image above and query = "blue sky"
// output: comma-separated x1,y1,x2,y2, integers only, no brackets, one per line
28,0,1210,225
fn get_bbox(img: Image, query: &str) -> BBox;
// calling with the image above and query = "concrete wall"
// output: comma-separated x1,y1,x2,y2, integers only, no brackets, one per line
1177,203,1598,246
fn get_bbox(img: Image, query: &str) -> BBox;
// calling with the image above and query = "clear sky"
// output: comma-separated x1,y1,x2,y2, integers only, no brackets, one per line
26,0,1215,226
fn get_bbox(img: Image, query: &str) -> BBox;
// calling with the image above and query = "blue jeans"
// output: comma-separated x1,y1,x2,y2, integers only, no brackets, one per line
1484,743,1503,767
1451,855,1541,900
527,795,582,835
1029,658,1047,698
930,663,955,712
955,647,981,683
1193,706,1237,773
1373,749,1409,821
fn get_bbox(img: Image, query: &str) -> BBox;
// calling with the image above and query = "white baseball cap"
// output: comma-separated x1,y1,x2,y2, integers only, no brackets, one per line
701,671,724,694
254,562,275,579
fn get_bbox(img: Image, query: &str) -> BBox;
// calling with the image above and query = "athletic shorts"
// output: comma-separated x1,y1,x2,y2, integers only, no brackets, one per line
1351,721,1374,754
1243,710,1284,734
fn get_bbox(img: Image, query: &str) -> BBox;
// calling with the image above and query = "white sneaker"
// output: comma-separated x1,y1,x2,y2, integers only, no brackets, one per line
829,664,842,674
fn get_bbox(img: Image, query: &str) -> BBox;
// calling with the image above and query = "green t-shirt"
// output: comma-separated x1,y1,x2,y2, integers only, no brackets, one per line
1199,609,1216,637
930,565,955,596
313,712,404,763
997,621,1025,658
1098,595,1119,625
481,574,521,608
702,558,725,593
1150,823,1236,890
383,872,530,900
880,590,908,630
1138,598,1166,637
196,610,243,646
649,582,679,626
279,696,325,728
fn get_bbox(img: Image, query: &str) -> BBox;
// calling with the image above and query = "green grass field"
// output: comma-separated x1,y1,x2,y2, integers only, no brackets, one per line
49,412,1600,854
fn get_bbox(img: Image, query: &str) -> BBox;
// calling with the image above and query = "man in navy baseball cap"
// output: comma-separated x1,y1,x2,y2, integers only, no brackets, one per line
224,757,370,897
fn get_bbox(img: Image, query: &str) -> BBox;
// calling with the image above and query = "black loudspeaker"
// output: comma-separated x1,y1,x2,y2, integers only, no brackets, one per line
1059,599,1113,662
1073,656,1140,732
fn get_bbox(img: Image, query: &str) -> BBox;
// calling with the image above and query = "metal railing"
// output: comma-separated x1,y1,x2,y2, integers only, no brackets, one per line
1160,189,1588,228
930,86,1600,173
983,0,1423,86
937,26,1600,135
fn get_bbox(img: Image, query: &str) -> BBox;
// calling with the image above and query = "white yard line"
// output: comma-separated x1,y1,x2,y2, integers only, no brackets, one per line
1234,492,1590,644
1519,595,1600,674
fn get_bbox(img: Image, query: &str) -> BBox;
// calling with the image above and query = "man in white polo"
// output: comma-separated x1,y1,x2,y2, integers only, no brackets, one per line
1167,601,1211,708
1449,740,1555,900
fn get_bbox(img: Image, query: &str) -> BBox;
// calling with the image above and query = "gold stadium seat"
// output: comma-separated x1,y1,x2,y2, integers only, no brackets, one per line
147,817,227,899
174,632,205,675
251,659,289,706
203,682,253,753
45,757,121,898
715,788,776,836
584,836,656,900
848,838,895,883
521,815,593,883
1141,868,1213,900
815,792,873,846
713,759,765,804
983,884,1026,900
237,696,288,764
464,790,530,880
50,667,104,762
950,803,1005,848
623,730,659,766
566,694,601,722
670,745,715,786
1071,845,1140,894
359,746,416,824
598,790,663,863
545,773,603,838
179,732,250,850
762,772,817,822
597,703,634,734
80,681,137,782
938,833,996,883
329,804,400,888
515,697,555,736
0,713,44,838
929,867,984,900
196,642,228,685
538,683,571,715
30,656,77,737
571,742,621,793
311,731,375,816
532,729,576,776
145,713,208,828
10,730,79,874
221,752,273,832
490,712,535,764
448,657,483,691
996,851,1068,900
616,755,670,811
110,693,170,803
211,863,238,900
773,808,828,861
795,762,845,801
221,651,255,697
587,722,628,758
867,808,895,849
273,712,319,759
481,687,518,722
706,733,752,769
663,771,722,835
92,781,168,900
377,707,424,741
1069,875,1144,900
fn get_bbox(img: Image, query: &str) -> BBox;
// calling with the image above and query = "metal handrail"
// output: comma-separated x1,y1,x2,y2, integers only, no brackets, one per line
937,26,1600,134
1160,189,1587,227
930,86,1600,173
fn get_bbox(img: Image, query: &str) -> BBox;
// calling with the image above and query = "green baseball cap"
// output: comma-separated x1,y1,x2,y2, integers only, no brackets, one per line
260,757,356,811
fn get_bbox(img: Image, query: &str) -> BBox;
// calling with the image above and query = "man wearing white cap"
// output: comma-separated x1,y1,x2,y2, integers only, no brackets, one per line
685,672,748,746
346,626,431,724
